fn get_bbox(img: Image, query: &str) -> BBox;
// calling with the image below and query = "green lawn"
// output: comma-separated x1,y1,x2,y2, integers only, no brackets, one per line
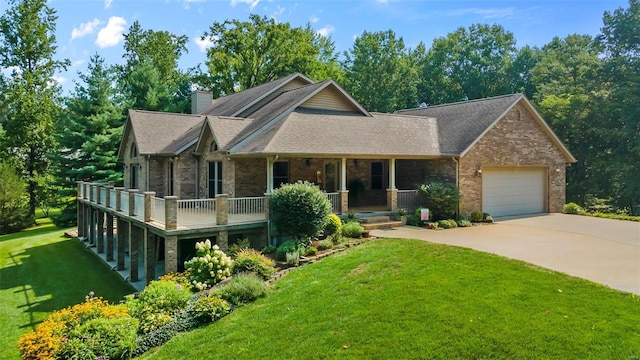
145,239,640,360
0,219,135,360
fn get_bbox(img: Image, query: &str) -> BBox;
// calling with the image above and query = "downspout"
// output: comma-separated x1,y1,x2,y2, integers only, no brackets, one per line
453,157,460,216
195,153,199,199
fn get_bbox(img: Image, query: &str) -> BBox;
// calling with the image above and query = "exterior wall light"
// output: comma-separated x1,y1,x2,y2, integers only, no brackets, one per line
476,165,483,177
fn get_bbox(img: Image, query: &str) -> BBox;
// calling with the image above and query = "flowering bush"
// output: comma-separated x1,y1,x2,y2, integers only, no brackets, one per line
184,239,233,291
18,292,132,360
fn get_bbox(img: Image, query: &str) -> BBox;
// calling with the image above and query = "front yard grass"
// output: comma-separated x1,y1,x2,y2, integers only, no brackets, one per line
145,238,640,359
0,219,135,360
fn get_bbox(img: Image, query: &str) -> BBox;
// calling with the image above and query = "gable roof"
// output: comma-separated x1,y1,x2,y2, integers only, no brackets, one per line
397,94,576,162
198,73,313,117
118,110,205,159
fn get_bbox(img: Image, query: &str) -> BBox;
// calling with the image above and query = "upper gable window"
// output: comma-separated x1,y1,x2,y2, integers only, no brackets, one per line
210,141,218,152
130,143,138,158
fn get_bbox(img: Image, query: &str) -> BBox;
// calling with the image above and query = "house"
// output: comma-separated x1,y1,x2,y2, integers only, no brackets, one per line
76,73,575,288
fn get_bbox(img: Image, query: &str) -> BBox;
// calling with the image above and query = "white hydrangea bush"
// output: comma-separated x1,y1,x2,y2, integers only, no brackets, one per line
185,239,233,291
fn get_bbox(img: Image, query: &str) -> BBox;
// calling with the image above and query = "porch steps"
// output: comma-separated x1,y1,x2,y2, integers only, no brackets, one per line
359,216,402,231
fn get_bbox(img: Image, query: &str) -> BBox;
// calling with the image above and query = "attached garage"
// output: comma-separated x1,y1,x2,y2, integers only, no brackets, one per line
482,167,547,217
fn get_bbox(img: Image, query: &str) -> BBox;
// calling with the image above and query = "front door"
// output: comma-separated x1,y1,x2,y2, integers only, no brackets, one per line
324,161,338,193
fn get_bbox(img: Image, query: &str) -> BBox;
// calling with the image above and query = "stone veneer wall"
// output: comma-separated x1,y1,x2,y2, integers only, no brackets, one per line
395,159,456,189
458,102,567,215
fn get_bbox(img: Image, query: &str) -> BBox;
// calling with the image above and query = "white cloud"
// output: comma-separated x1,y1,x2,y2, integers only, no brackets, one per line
447,7,514,19
230,0,260,10
71,18,101,40
194,35,216,52
71,59,86,67
183,0,206,9
52,75,68,85
104,0,113,9
309,15,319,23
95,16,127,48
271,5,285,19
316,25,335,38
1,66,22,77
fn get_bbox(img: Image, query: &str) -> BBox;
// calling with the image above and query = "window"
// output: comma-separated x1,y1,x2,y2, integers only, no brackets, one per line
168,162,174,196
208,162,223,198
130,143,138,158
273,161,289,189
371,162,383,190
130,165,138,189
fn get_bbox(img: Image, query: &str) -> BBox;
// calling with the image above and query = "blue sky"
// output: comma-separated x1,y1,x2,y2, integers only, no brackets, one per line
0,0,629,95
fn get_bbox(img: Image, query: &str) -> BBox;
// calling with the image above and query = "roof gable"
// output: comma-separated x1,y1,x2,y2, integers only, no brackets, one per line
117,110,205,158
198,73,314,117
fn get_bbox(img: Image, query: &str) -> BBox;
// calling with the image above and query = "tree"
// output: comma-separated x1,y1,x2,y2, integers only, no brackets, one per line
599,0,640,214
0,0,69,220
343,30,423,112
530,35,607,207
51,54,125,226
0,162,32,234
201,15,342,96
120,21,191,113
421,24,518,105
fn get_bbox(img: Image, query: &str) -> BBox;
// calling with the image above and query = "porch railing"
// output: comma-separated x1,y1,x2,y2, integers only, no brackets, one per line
133,193,145,217
177,199,216,227
229,196,265,215
99,188,106,205
326,192,340,214
397,189,421,211
120,192,129,212
150,197,165,224
109,189,116,208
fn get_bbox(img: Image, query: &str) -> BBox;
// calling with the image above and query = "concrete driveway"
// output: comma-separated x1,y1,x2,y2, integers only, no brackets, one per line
370,213,640,295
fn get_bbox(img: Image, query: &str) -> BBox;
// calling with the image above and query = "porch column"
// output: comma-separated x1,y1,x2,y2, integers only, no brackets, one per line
116,217,128,271
217,230,229,252
165,235,178,273
389,158,396,190
84,205,92,242
77,201,85,239
340,157,349,215
387,158,398,211
216,194,228,225
130,225,143,282
115,187,124,212
145,232,156,284
128,189,139,216
106,213,114,261
165,196,178,230
88,209,96,246
96,210,105,253
266,157,274,194
144,191,155,222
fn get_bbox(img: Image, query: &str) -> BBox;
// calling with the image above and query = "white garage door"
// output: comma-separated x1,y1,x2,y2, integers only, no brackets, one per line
482,168,546,217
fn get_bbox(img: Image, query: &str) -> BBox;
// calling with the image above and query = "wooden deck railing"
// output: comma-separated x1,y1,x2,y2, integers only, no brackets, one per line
397,189,421,211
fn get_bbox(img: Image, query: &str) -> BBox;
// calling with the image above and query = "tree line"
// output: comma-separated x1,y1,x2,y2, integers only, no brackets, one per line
0,0,638,233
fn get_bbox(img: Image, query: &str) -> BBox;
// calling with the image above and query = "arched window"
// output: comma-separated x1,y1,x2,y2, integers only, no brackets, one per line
210,141,218,152
130,143,138,158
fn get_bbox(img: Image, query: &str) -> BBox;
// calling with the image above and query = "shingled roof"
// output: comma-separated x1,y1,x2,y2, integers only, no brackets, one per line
118,110,205,158
234,109,441,157
396,94,523,154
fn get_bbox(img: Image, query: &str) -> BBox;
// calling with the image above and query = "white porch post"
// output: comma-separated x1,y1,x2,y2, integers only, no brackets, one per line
389,158,396,189
340,157,347,191
266,157,274,194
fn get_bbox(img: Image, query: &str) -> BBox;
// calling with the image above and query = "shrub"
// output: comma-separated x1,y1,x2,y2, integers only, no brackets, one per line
328,232,342,245
212,273,267,306
228,238,251,257
427,222,439,229
286,251,300,265
159,271,193,290
316,239,333,251
470,211,483,222
417,181,459,221
406,213,421,226
276,240,300,261
304,246,318,256
184,239,233,291
18,293,130,359
58,316,139,360
342,221,364,238
483,213,494,223
324,213,342,235
233,248,276,280
127,279,192,334
269,181,332,242
0,162,33,234
457,219,473,227
564,202,584,214
133,309,200,357
437,219,454,229
189,295,231,322
261,245,277,254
